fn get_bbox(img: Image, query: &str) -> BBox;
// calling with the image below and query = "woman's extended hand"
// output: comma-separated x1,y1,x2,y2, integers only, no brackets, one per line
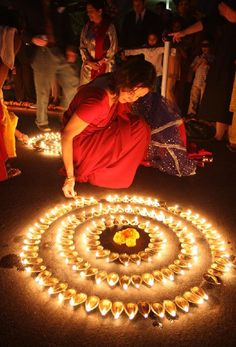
218,2,236,23
168,31,185,43
32,36,48,47
62,177,76,198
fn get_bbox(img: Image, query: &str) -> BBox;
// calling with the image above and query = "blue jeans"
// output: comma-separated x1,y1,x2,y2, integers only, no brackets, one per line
32,47,79,126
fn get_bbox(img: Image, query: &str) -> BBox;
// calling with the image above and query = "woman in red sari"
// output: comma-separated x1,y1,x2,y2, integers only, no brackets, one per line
61,57,156,198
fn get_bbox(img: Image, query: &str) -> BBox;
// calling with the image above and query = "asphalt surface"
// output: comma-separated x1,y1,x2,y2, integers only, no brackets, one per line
0,108,236,347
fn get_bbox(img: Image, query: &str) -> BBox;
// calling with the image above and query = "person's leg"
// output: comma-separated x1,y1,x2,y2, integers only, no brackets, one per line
166,77,177,105
0,62,9,89
215,122,228,141
188,84,200,117
228,112,236,149
31,48,56,126
56,55,79,109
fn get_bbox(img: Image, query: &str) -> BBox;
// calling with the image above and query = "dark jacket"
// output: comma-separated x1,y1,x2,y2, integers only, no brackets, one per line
120,9,160,49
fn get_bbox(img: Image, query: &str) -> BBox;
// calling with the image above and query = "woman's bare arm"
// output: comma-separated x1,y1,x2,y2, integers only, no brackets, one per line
169,21,203,43
61,114,89,197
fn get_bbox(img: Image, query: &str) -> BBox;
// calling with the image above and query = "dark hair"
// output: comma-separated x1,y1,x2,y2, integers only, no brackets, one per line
86,0,105,11
109,55,156,93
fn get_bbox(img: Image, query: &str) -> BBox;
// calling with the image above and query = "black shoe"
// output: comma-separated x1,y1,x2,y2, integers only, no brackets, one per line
37,124,52,132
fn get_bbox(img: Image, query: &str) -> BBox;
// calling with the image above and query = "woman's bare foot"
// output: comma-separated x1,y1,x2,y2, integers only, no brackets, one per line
15,129,29,143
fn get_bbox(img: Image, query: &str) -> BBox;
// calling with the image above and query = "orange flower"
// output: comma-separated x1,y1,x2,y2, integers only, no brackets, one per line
113,228,140,247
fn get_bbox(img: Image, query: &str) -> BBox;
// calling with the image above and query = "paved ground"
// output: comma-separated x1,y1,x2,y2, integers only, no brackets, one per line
0,109,236,347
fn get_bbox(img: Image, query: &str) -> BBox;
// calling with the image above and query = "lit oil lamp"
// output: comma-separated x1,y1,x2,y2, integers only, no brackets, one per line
111,301,124,319
95,271,107,285
107,272,119,287
20,252,39,259
183,291,204,304
21,257,43,266
138,302,150,318
48,282,68,295
96,249,110,258
161,268,174,281
25,264,46,273
119,254,130,266
168,264,184,275
151,303,165,318
58,289,76,302
86,234,100,242
85,296,100,312
152,270,165,283
106,252,119,263
23,239,40,246
70,292,87,307
211,263,230,273
190,287,208,300
203,273,222,285
65,257,83,265
35,270,52,283
37,277,59,287
163,300,177,317
130,254,141,265
80,267,98,278
119,275,131,290
138,251,151,262
174,296,189,312
142,273,155,287
131,275,142,288
72,262,90,272
124,303,138,320
174,259,192,269
99,299,112,316
207,268,222,277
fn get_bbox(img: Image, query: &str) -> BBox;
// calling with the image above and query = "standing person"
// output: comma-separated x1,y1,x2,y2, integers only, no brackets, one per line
120,0,159,49
227,67,236,151
21,0,79,132
79,0,118,86
0,2,25,180
61,57,156,198
170,1,236,141
187,39,214,118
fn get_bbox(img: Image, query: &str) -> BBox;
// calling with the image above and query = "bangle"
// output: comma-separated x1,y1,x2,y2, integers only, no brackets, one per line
65,176,75,181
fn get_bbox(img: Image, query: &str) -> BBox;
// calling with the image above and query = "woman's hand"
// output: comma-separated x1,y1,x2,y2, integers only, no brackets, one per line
218,2,236,23
66,49,77,63
62,177,76,198
32,36,48,47
168,31,185,43
86,61,101,70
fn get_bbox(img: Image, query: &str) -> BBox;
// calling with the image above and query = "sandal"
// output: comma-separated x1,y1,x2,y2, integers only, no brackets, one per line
7,167,22,179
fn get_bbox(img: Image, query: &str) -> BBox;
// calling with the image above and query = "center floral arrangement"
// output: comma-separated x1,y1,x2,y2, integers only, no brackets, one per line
113,228,140,247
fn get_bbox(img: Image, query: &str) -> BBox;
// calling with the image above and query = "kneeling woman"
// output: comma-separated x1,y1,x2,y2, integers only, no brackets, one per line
61,58,156,198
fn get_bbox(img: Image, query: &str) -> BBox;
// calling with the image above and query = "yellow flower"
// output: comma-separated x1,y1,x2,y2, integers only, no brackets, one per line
113,228,140,247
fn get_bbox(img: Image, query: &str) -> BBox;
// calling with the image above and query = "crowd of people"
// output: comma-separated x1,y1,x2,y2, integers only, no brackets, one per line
0,0,235,197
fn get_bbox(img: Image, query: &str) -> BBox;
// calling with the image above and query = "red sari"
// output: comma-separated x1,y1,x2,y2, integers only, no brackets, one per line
62,77,150,188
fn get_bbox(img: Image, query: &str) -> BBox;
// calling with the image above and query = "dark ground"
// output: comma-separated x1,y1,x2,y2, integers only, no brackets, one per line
0,108,236,347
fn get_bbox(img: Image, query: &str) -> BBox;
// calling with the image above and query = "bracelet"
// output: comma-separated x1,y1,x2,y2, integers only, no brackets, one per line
65,176,75,181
